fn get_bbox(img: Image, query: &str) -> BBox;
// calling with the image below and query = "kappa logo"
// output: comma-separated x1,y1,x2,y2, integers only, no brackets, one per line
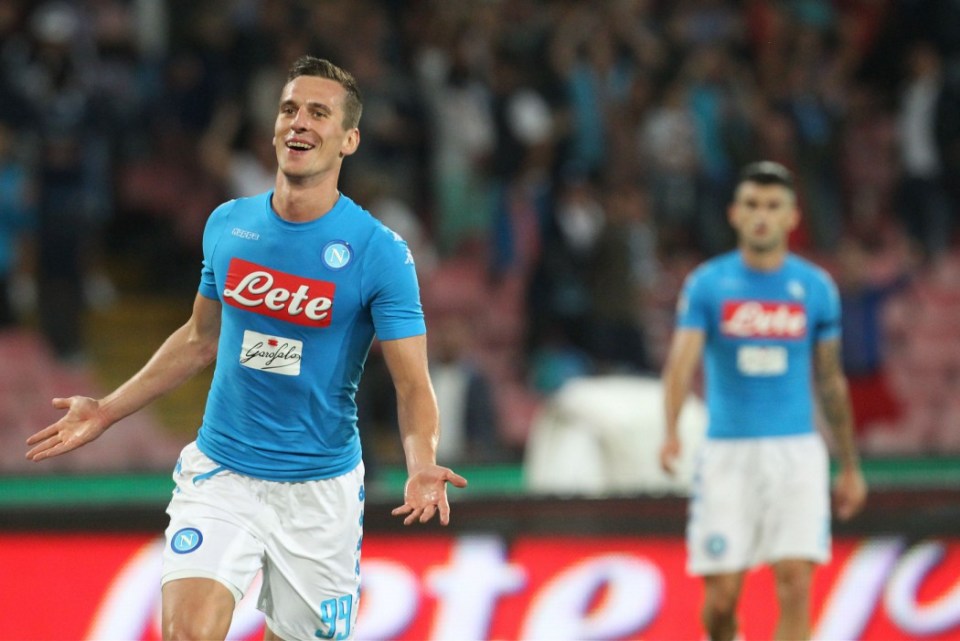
231,227,261,241
323,241,352,270
385,228,415,266
171,527,203,554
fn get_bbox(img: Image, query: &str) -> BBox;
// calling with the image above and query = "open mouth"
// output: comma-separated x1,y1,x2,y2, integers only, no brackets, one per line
285,140,315,152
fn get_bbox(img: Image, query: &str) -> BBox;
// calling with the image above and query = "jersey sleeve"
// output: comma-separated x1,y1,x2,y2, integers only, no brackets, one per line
363,226,426,340
198,201,234,300
676,266,710,331
813,270,842,343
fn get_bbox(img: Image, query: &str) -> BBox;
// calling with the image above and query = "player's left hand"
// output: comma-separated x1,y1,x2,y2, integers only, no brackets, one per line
832,466,867,521
392,465,468,526
659,434,682,476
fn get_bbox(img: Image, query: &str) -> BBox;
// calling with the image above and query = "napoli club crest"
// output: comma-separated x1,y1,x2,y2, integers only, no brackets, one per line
705,533,727,559
171,527,203,554
323,241,352,270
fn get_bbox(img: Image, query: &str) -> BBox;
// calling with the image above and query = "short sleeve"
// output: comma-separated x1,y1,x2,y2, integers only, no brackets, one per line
813,271,842,343
676,267,710,331
363,226,426,340
198,202,233,300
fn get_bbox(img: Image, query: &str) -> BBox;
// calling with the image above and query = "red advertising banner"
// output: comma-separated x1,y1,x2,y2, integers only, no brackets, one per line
1,533,958,640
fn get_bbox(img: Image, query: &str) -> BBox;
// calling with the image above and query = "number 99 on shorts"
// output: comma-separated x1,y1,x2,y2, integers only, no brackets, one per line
316,594,354,640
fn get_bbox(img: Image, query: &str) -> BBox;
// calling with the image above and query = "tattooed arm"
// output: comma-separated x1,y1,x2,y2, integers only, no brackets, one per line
814,337,868,520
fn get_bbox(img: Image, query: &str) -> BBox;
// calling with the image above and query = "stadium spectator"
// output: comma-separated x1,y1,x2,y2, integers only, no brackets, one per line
836,234,912,439
2,1,114,361
896,41,954,263
0,119,34,327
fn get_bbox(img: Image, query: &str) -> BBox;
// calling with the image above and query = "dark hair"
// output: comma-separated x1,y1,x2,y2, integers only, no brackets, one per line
738,160,794,191
286,55,363,129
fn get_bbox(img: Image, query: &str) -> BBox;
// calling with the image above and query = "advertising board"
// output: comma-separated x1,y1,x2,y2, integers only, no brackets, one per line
2,533,958,640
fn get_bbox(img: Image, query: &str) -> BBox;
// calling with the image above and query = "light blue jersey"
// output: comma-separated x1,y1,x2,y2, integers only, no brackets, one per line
676,251,841,439
194,191,425,480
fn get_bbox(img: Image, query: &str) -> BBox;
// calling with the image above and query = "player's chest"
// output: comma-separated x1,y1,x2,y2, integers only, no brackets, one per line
710,283,814,377
715,297,809,342
215,237,363,328
709,274,811,340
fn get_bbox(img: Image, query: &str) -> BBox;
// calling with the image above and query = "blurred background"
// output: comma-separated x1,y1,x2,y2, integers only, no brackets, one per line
1,1,959,640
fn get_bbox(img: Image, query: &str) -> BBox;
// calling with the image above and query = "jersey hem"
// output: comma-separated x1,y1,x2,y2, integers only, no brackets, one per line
705,428,817,440
195,437,363,482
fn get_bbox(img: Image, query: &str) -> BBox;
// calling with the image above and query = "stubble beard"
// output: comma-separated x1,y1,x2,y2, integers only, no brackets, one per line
744,233,783,254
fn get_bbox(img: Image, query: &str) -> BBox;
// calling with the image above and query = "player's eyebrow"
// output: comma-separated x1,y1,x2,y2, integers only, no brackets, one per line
279,98,333,115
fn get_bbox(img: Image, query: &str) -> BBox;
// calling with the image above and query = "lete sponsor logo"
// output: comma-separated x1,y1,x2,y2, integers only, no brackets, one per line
721,300,807,338
223,258,336,327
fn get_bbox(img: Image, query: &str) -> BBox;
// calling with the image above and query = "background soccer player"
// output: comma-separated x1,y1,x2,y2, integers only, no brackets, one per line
659,160,867,641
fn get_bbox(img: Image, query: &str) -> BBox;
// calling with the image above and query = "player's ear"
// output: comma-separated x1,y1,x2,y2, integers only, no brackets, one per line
340,128,360,158
726,202,739,228
785,204,800,231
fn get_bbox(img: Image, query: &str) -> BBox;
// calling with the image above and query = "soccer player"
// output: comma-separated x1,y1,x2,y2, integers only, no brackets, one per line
659,161,867,641
25,56,467,641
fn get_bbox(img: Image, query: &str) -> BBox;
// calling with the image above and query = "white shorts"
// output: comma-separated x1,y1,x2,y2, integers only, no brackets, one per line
162,442,364,641
687,433,830,576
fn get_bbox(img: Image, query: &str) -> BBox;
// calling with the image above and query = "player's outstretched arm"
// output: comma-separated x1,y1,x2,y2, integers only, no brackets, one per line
814,338,868,520
26,293,222,462
381,335,468,525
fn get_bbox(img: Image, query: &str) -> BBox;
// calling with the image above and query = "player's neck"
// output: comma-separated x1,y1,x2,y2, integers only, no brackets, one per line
739,245,788,272
272,173,341,222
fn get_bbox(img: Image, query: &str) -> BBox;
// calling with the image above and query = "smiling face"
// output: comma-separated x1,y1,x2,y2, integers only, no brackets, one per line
728,180,799,255
272,75,360,184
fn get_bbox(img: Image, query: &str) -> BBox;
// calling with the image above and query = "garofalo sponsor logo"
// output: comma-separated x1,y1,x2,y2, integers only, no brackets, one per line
223,258,336,327
240,330,303,376
721,300,807,338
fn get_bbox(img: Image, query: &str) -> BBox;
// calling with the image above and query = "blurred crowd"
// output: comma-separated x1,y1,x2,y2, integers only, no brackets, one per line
2,0,960,469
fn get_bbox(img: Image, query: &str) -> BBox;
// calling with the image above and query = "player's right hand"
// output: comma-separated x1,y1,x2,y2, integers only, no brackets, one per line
659,434,681,476
392,465,468,526
25,396,110,462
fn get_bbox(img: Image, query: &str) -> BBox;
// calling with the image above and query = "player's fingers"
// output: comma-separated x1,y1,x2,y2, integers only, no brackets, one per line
391,504,413,517
835,500,852,521
659,450,676,475
26,431,62,457
444,471,468,488
437,495,452,526
403,507,423,526
835,491,857,520
25,425,60,446
51,397,71,409
27,437,71,462
418,504,436,524
839,495,862,521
